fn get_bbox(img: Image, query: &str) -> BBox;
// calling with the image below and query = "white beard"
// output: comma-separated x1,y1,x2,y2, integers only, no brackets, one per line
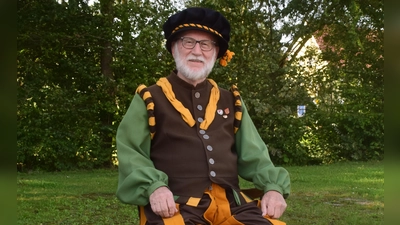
173,44,216,82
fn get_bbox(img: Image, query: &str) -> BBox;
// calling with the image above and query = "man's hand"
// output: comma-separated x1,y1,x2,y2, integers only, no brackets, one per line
260,190,287,218
149,186,178,218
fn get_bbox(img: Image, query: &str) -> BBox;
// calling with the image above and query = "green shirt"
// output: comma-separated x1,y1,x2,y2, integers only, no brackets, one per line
116,76,290,206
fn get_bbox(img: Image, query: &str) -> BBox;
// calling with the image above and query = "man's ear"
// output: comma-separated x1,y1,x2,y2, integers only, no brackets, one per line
215,46,220,61
171,42,176,57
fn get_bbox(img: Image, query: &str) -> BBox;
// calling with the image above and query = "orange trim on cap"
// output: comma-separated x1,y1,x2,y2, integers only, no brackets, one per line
172,23,223,38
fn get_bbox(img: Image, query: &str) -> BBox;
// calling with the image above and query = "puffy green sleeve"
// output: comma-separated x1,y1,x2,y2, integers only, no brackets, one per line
116,93,169,206
235,101,291,198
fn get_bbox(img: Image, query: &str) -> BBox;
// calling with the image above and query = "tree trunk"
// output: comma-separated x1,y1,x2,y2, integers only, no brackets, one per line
99,0,114,168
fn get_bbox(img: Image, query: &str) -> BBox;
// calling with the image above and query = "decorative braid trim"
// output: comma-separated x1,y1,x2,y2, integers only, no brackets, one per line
230,85,242,134
136,85,156,139
135,83,242,137
172,23,223,38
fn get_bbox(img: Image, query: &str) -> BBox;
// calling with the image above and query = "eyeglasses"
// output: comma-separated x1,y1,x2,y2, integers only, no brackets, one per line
180,37,217,51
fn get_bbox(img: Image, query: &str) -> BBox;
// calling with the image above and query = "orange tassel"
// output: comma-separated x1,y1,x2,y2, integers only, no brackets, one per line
219,50,235,67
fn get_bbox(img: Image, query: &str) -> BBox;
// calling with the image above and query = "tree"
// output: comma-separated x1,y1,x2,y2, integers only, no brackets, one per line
17,0,106,170
17,0,178,171
183,0,383,164
310,0,384,161
17,0,383,171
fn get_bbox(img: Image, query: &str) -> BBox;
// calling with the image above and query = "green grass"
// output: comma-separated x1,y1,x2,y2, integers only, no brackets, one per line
17,161,384,225
279,161,384,224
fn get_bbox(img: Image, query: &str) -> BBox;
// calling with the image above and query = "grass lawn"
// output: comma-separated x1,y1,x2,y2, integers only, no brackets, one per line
17,161,383,225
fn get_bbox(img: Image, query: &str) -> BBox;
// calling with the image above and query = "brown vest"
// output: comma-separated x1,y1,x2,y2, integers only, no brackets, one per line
141,73,241,199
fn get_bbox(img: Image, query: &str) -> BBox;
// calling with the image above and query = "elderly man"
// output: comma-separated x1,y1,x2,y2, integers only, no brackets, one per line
116,7,290,225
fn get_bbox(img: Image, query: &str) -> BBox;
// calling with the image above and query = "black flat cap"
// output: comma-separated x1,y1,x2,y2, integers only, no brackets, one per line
163,7,230,58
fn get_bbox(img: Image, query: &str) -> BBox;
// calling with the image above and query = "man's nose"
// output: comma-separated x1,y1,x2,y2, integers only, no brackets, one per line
191,42,202,54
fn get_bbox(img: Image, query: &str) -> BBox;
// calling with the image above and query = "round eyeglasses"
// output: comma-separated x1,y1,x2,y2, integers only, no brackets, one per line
180,37,217,51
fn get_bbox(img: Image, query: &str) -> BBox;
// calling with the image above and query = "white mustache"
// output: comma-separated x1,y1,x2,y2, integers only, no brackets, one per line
187,57,205,63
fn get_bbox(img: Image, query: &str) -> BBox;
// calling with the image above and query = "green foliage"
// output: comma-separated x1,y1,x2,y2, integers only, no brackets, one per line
17,0,383,170
307,0,384,163
17,0,177,171
17,0,108,171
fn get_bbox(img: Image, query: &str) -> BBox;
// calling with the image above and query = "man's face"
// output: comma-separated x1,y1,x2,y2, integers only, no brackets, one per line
172,30,219,82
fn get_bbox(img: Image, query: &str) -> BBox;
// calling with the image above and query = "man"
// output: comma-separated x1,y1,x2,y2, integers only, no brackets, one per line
116,7,290,225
